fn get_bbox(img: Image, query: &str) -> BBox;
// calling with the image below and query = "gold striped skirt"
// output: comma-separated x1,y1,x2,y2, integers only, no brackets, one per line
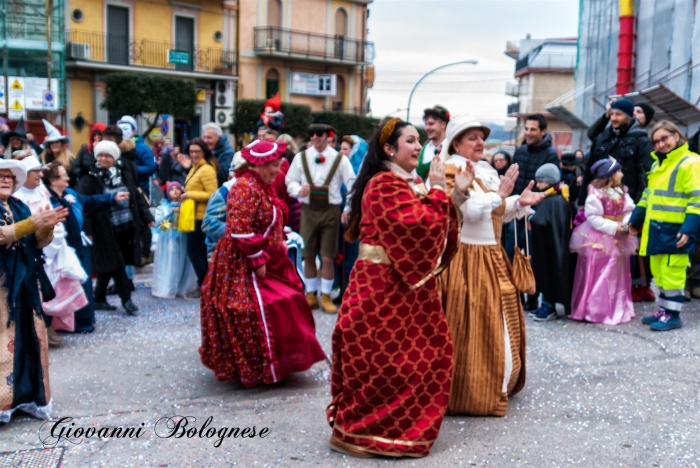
440,243,526,417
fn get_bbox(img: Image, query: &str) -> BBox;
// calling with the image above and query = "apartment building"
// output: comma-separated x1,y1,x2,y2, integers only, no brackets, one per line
64,0,237,147
240,0,373,113
505,35,576,153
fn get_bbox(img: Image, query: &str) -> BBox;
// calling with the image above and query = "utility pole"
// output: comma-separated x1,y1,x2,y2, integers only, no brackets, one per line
46,0,53,121
2,0,8,117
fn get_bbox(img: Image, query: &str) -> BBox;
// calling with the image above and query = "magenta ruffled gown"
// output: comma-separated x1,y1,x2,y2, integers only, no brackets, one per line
570,188,638,324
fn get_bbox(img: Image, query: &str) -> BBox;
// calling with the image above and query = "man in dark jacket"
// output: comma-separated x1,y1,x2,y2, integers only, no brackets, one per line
512,114,560,196
202,122,234,186
579,98,654,207
506,114,560,310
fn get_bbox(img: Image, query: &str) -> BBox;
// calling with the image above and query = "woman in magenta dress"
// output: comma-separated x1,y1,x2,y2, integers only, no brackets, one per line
570,158,638,324
199,140,326,386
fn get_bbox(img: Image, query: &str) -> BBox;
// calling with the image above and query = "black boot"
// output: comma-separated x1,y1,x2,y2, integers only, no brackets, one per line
123,300,139,316
95,301,117,311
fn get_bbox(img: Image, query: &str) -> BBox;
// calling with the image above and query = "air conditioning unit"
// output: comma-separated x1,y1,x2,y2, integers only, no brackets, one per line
68,43,91,60
215,81,233,108
215,109,232,127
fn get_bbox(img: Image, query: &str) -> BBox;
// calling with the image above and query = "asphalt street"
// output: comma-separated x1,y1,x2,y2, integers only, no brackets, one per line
0,267,698,467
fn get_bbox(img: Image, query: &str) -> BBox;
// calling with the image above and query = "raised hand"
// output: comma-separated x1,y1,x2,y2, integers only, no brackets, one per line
497,164,519,199
32,205,69,229
518,180,546,206
428,155,446,188
454,163,475,194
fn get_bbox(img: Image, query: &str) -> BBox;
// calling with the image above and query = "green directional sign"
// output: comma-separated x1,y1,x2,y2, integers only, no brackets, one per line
168,50,191,65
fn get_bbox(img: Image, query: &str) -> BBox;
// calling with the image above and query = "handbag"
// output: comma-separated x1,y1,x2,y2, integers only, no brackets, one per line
510,218,536,294
178,199,196,233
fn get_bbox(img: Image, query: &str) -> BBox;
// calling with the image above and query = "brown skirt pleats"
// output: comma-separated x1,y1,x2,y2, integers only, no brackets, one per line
441,243,526,416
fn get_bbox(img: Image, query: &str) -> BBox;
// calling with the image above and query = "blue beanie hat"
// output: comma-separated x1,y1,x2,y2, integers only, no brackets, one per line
591,157,622,179
610,98,635,119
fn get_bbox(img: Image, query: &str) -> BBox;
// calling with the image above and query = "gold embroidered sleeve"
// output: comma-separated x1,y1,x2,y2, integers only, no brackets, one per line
12,218,39,240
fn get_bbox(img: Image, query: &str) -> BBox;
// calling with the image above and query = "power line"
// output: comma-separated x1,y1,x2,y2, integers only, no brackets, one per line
373,77,511,85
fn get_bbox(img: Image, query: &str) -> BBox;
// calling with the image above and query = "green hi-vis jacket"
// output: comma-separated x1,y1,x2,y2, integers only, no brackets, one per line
629,143,700,256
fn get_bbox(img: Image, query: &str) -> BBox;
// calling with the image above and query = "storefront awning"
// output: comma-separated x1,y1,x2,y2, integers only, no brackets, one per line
612,83,700,127
545,104,590,129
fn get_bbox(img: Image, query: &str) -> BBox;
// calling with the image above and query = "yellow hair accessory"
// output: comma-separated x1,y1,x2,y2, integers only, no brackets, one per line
379,118,402,148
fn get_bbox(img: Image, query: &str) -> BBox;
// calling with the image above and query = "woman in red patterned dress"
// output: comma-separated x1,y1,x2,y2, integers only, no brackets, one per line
327,118,474,458
199,140,326,387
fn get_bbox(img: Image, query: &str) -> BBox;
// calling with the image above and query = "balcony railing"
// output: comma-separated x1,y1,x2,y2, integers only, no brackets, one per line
515,53,575,74
323,105,369,115
507,102,520,115
254,27,374,65
65,30,236,75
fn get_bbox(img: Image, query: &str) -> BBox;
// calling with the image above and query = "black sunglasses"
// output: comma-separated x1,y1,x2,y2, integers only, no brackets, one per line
308,130,326,137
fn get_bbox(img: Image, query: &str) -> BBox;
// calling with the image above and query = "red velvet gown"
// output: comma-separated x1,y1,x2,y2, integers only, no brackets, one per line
199,170,326,386
327,169,459,457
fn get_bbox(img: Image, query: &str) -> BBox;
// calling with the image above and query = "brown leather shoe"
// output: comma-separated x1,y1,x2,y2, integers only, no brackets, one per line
306,292,319,309
321,293,338,314
47,326,63,348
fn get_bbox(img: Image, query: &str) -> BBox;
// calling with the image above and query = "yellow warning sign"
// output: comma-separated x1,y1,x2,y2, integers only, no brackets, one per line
10,100,23,110
10,79,22,90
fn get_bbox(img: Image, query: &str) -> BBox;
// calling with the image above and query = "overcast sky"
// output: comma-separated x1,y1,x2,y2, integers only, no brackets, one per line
366,0,580,125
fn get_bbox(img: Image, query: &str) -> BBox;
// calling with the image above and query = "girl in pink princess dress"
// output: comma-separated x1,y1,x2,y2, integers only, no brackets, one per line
570,158,638,324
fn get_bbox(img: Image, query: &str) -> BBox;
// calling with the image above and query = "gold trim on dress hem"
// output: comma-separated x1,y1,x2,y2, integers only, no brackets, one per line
358,243,391,265
333,425,435,447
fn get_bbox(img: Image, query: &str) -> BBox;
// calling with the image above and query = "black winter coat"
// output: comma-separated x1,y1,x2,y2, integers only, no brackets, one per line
579,119,653,206
512,132,560,195
70,145,96,187
530,192,572,310
76,161,154,273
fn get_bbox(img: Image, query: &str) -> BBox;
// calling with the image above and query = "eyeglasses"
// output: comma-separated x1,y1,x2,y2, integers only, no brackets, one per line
308,130,326,138
0,175,16,182
652,134,674,146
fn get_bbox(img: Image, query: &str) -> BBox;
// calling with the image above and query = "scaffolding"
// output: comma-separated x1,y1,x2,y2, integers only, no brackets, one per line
1,0,65,117
572,0,700,149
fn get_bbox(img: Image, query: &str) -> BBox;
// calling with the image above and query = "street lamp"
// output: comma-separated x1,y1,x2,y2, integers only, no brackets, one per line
406,60,478,122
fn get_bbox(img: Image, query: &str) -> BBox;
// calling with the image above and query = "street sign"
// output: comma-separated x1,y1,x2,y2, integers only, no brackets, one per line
25,78,59,110
0,82,5,113
168,50,191,66
161,120,169,136
196,90,206,102
7,77,25,119
8,99,24,120
290,72,337,96
43,90,56,110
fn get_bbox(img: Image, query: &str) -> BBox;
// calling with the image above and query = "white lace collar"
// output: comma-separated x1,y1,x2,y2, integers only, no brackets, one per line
385,161,416,188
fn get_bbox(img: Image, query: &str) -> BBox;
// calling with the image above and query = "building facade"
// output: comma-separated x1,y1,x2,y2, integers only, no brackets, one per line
239,0,374,114
572,0,700,151
505,36,576,153
64,0,237,147
1,0,65,136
